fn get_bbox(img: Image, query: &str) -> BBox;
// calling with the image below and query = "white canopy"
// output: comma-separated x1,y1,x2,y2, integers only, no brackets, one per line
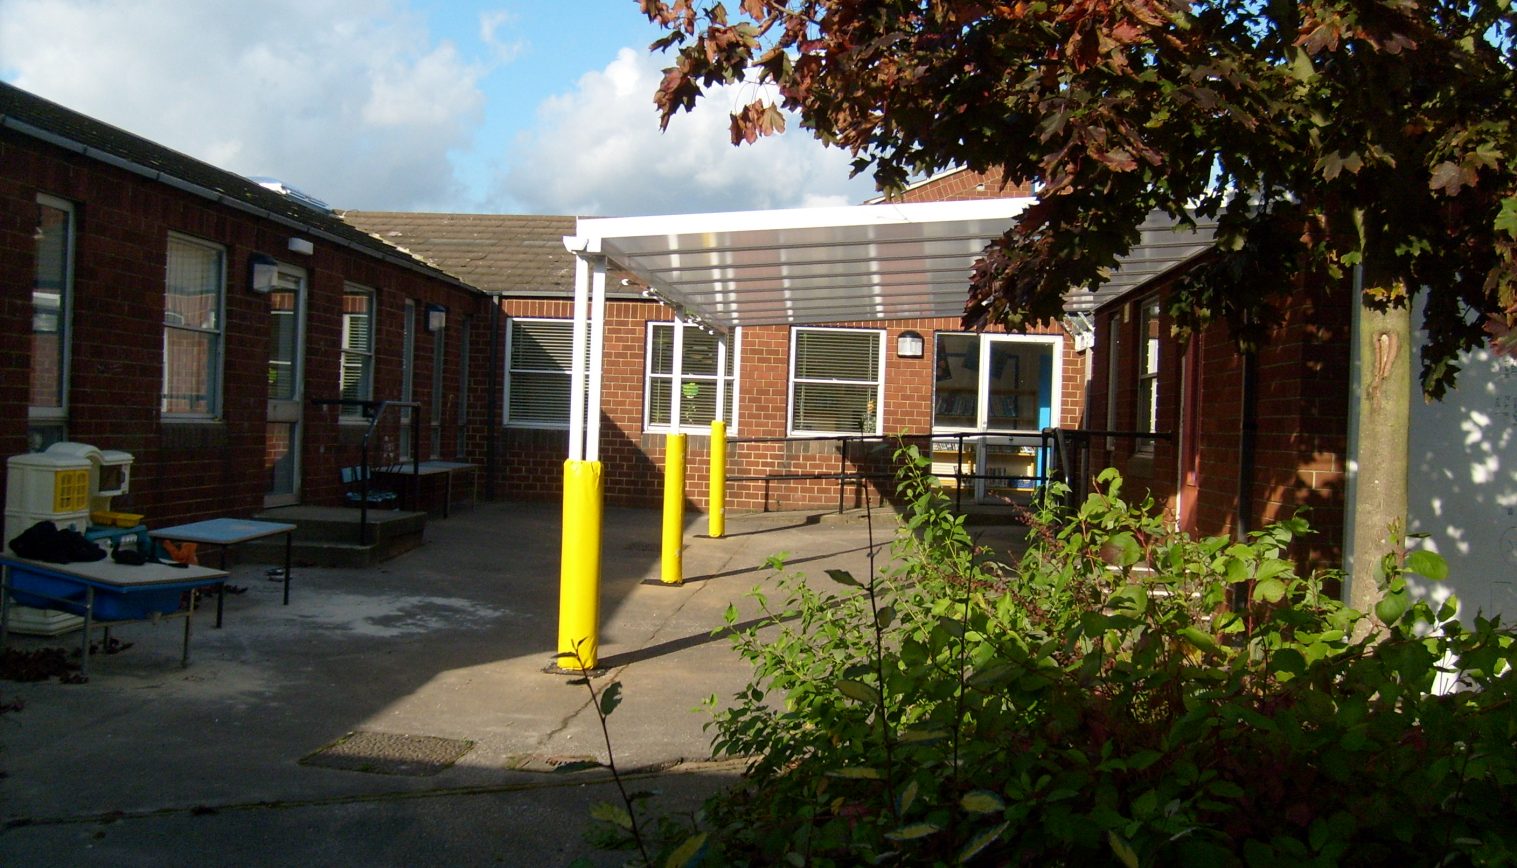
570,198,1215,332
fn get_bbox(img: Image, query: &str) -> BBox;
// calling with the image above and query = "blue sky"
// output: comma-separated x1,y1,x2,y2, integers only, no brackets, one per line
0,0,879,215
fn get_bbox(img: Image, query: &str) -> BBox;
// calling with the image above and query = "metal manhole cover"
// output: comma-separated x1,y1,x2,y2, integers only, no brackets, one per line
300,730,475,776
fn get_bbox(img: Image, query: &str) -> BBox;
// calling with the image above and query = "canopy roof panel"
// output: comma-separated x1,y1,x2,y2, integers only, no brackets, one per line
572,198,1214,331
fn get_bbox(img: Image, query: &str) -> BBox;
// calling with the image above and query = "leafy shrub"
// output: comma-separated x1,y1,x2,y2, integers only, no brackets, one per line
637,449,1517,866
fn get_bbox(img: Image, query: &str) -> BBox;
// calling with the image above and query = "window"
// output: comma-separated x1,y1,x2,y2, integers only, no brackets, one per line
30,195,74,450
506,318,575,427
339,286,375,417
789,327,884,435
162,234,225,417
1136,297,1161,449
646,322,738,432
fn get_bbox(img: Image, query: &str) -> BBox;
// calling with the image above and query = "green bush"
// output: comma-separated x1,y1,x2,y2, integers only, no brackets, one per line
641,449,1517,866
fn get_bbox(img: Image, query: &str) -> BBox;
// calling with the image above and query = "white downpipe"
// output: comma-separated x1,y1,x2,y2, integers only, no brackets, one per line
587,256,607,462
568,254,591,461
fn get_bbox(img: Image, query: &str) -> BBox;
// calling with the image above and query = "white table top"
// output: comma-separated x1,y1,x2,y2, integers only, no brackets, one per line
148,518,296,545
381,461,477,474
1,554,227,589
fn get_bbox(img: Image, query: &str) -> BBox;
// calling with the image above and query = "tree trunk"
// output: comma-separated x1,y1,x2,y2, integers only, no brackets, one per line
1347,298,1411,617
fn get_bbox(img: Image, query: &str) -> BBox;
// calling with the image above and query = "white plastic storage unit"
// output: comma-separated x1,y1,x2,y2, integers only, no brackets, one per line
4,447,94,636
5,448,93,549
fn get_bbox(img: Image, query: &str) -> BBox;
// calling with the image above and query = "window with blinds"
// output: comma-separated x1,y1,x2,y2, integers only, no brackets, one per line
506,318,580,427
789,327,883,434
339,286,374,416
162,234,224,417
646,322,738,432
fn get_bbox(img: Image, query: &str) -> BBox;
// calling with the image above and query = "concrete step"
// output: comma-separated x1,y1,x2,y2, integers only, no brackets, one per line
237,505,427,567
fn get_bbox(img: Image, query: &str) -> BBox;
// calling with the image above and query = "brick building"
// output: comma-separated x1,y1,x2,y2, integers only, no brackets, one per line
1,82,490,531
346,171,1088,513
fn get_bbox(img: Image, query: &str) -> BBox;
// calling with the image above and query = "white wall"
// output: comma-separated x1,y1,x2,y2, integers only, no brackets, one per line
1408,310,1517,623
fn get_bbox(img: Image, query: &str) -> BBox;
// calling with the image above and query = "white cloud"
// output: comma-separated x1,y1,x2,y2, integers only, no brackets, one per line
0,0,486,210
495,48,878,216
479,9,525,63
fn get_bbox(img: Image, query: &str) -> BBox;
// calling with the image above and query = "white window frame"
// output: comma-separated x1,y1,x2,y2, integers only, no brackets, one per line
161,232,226,420
1136,296,1161,453
30,194,75,430
787,326,886,436
339,284,376,420
644,321,740,434
504,317,576,429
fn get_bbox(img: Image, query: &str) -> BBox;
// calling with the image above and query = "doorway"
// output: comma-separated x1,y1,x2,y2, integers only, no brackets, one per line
264,266,306,507
932,333,1062,502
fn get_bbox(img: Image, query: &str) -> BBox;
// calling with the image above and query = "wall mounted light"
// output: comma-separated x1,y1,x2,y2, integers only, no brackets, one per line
897,330,925,358
426,303,447,332
249,253,278,294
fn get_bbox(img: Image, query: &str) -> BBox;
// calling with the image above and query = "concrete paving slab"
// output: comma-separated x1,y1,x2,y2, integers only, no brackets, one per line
0,500,1028,865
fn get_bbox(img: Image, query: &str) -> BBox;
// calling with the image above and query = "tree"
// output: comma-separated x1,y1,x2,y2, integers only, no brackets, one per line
639,0,1517,613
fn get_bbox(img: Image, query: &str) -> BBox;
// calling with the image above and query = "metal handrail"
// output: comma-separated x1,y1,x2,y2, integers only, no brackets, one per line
311,398,422,544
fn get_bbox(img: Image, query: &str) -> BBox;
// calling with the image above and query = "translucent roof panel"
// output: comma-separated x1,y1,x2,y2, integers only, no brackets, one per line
572,199,1214,331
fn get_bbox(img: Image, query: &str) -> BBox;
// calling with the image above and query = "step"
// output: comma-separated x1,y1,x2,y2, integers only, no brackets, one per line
228,506,428,568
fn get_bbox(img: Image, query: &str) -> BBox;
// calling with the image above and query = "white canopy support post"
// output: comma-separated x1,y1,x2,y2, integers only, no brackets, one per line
568,251,591,461
587,255,608,460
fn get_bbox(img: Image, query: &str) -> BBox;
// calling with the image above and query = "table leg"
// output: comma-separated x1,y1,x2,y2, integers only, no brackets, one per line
182,591,194,667
282,531,292,605
81,586,95,680
0,566,11,654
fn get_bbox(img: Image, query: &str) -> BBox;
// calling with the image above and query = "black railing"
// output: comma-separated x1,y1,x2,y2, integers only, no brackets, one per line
311,399,422,544
1037,428,1174,512
725,431,1056,514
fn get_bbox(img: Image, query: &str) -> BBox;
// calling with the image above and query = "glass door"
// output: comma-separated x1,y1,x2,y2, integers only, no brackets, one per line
265,267,305,507
932,333,1061,502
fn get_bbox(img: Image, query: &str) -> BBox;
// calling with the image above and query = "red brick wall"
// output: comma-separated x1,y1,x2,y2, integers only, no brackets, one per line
1090,276,1351,567
878,168,1033,203
494,298,1083,511
1,128,489,527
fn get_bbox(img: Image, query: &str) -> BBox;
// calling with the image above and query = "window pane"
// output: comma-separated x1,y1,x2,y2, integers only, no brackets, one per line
793,382,877,433
648,379,672,425
162,236,223,415
507,320,577,425
681,329,721,376
165,238,221,330
650,324,675,376
268,287,298,400
795,330,878,381
31,201,70,410
511,320,574,371
162,328,215,414
340,289,373,416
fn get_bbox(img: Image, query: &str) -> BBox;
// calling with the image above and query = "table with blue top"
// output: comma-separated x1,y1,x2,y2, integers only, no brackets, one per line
0,554,228,678
149,518,296,625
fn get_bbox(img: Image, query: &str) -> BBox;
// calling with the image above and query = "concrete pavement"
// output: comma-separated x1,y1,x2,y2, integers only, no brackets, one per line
0,499,1027,866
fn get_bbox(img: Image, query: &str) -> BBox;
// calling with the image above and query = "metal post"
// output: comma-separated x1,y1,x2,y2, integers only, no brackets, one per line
558,459,603,670
661,433,687,584
709,421,726,538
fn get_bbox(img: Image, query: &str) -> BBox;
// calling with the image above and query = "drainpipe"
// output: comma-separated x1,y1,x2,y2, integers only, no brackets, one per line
486,296,500,500
1237,346,1258,541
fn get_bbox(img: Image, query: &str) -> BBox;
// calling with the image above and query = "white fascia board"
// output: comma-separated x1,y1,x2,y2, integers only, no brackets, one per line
575,197,1033,243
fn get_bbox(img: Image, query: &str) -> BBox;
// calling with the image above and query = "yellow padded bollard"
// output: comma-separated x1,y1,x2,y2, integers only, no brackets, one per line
708,420,726,539
661,433,686,585
558,459,603,671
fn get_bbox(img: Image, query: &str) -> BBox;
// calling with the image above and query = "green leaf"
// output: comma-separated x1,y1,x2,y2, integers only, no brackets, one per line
1254,577,1286,603
1376,589,1410,625
958,821,1009,863
598,681,623,717
591,801,634,830
885,821,942,841
1406,549,1449,582
1496,196,1517,237
1109,830,1141,868
664,832,708,868
826,568,861,587
960,790,1006,814
836,679,881,704
1178,626,1218,654
1107,532,1144,567
897,779,919,815
827,767,884,780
